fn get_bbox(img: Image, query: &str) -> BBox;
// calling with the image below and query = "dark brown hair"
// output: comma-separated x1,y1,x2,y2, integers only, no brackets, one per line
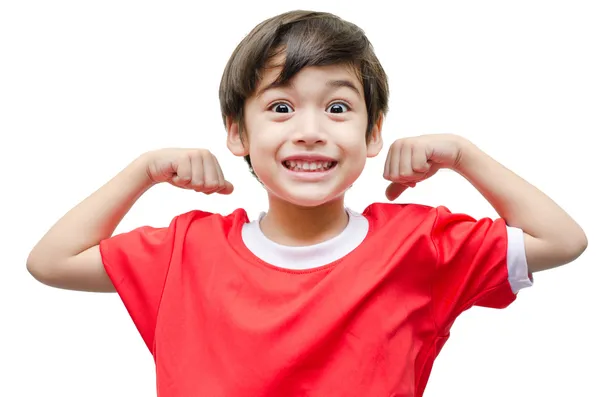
219,10,389,177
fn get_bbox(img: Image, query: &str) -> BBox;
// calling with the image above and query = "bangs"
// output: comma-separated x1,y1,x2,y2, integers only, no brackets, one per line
265,18,368,86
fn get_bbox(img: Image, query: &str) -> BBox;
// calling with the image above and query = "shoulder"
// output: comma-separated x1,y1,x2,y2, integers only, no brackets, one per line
170,207,250,237
361,202,493,239
362,202,481,225
104,208,249,249
175,207,249,224
362,202,439,227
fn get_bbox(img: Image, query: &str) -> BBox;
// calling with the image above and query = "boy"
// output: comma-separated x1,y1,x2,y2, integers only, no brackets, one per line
27,9,587,397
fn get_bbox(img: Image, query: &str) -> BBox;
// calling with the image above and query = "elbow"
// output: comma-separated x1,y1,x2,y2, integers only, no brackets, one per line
525,226,587,273
26,252,44,283
572,229,588,259
26,251,54,285
562,226,588,263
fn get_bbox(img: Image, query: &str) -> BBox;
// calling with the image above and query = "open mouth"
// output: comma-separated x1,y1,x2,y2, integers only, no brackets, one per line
283,160,338,172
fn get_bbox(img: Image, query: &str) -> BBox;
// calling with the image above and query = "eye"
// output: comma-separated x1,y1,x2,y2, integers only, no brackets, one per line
270,102,293,113
327,102,350,114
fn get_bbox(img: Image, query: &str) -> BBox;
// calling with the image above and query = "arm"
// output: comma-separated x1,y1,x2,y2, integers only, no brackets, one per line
27,148,233,293
26,156,154,292
455,139,588,273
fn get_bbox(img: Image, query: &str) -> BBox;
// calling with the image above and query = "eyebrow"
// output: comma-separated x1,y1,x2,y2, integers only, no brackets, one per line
256,79,361,98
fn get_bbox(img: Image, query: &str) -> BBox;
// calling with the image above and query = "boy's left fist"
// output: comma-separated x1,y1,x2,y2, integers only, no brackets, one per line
383,133,468,201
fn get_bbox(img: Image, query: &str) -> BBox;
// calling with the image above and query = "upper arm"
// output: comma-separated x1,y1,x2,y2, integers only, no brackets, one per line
27,245,116,293
430,208,519,328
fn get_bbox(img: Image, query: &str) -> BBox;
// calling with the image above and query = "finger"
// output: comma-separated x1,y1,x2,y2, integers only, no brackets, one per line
217,180,235,195
189,151,205,190
411,146,431,174
383,142,394,180
213,154,225,187
398,143,413,180
385,182,409,201
198,153,221,194
172,156,192,187
388,141,402,180
212,155,234,194
424,164,440,179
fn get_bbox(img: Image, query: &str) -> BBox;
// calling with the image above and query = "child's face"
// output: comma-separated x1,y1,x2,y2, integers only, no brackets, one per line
227,61,383,207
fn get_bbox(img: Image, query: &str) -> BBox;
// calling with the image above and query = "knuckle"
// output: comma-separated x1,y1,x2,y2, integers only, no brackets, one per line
191,180,204,189
392,140,404,149
204,180,219,189
178,154,191,164
190,148,208,159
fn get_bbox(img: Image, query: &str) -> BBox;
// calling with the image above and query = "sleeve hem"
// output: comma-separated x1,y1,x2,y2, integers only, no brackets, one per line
506,226,534,294
99,238,125,288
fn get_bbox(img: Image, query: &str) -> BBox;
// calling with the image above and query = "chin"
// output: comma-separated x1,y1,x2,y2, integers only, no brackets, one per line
257,165,359,208
284,196,336,208
268,184,349,208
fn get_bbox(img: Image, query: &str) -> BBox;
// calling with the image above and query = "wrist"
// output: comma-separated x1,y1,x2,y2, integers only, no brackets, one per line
126,153,158,189
453,138,486,176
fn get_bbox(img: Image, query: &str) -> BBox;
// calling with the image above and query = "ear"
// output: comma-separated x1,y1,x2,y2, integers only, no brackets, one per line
226,116,249,157
366,112,384,158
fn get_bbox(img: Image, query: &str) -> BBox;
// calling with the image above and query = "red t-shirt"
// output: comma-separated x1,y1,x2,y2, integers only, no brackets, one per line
99,202,519,396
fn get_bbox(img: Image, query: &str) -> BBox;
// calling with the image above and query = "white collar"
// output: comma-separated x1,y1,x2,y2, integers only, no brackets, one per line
241,208,369,270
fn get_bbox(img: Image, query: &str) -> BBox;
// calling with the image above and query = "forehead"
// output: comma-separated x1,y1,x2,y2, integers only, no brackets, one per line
254,56,364,99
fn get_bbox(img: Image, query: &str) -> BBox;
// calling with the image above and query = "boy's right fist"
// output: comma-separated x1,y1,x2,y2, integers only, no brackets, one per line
143,148,234,195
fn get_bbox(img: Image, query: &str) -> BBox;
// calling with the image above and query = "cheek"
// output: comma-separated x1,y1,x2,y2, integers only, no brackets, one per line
248,131,281,157
246,128,283,177
244,117,278,151
337,127,369,154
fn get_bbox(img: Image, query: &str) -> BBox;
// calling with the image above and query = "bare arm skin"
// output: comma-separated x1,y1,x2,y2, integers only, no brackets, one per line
26,157,153,292
456,140,588,273
26,148,233,292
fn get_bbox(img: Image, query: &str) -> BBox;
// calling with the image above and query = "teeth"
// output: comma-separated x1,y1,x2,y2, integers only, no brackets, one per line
284,160,335,172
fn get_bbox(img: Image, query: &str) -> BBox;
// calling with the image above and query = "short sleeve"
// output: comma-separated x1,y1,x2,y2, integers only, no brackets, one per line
430,207,522,331
99,217,179,353
506,226,534,293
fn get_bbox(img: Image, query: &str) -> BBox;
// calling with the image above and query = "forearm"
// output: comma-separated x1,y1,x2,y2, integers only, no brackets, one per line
28,155,154,264
455,140,587,272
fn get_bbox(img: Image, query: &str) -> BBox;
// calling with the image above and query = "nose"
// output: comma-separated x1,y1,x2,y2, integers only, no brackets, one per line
291,110,327,146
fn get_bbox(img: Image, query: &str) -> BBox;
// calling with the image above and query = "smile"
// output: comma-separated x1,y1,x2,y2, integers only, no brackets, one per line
283,160,337,172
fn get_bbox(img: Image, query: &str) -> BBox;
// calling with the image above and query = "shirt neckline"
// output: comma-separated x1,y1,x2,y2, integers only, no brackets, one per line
230,208,370,274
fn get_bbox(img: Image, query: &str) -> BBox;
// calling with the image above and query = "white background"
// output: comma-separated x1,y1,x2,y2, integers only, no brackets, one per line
1,1,598,396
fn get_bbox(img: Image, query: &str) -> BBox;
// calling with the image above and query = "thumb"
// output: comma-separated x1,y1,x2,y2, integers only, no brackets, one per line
385,182,409,201
217,180,235,195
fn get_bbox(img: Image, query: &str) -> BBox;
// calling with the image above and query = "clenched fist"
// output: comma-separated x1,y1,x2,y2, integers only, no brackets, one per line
383,134,468,201
143,148,234,195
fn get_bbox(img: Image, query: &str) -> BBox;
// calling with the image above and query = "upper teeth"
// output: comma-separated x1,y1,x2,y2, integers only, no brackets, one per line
284,160,334,171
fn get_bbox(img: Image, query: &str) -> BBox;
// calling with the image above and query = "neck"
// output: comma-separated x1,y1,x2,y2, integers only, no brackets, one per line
260,195,348,246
